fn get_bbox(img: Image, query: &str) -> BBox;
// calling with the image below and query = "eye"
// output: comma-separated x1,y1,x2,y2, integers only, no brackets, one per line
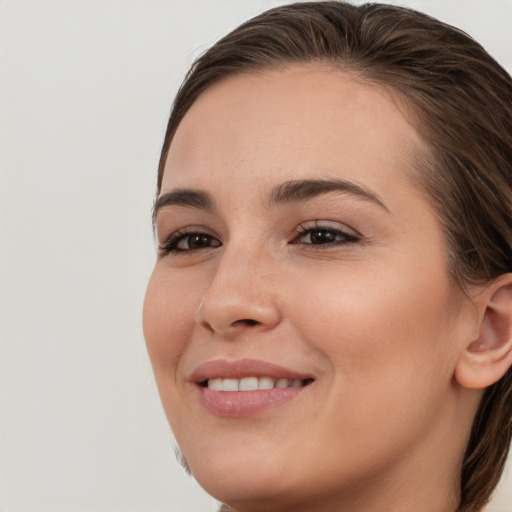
292,222,360,246
159,229,221,254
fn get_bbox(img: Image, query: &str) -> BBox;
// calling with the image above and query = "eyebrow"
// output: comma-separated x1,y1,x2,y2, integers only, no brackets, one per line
153,177,389,224
268,178,389,211
153,189,214,223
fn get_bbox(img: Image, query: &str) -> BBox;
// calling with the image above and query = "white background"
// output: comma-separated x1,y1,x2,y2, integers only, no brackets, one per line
1,1,511,511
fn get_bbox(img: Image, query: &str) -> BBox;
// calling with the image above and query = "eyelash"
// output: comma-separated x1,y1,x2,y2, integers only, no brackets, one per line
159,222,360,255
159,228,221,255
292,222,360,247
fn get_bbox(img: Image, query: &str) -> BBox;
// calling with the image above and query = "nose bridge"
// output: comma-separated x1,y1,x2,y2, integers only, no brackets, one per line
196,237,280,335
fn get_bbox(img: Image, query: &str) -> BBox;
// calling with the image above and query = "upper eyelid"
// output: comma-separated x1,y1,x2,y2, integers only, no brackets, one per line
158,220,360,240
297,220,361,237
157,223,217,240
153,205,217,239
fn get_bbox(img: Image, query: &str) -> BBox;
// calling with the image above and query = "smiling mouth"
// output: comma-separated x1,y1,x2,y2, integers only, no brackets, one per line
202,376,314,391
191,359,315,416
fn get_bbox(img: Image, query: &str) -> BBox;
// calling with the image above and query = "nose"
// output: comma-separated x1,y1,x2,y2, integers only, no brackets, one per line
195,246,281,338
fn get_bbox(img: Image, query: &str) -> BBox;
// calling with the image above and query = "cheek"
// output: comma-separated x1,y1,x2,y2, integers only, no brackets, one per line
143,267,199,376
288,261,458,392
282,264,461,469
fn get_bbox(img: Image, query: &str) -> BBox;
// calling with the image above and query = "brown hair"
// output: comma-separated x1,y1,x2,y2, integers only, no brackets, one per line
157,2,512,511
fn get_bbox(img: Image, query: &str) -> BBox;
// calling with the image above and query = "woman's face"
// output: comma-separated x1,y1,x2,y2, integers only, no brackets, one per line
144,66,476,511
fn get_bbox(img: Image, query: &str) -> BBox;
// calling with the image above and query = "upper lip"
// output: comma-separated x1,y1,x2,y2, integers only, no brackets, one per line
189,358,314,384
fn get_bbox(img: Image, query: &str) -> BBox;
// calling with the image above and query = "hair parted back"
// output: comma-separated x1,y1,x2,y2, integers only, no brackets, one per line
157,2,512,511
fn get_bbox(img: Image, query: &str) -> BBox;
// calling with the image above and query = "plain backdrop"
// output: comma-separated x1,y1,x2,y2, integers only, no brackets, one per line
1,1,512,511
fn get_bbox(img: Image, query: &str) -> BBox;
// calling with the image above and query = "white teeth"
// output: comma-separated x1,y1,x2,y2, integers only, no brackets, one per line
258,377,274,390
206,376,306,391
209,378,223,391
275,378,290,388
239,376,259,391
222,378,239,392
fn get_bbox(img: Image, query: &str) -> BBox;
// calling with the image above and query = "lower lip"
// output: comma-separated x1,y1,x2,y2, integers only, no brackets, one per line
198,385,308,417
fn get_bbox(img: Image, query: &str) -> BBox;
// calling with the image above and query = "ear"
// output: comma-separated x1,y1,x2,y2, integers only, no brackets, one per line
455,274,512,389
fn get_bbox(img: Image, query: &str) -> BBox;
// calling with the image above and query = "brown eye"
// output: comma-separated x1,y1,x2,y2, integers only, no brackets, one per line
161,231,221,254
177,234,217,250
293,223,360,247
307,229,339,244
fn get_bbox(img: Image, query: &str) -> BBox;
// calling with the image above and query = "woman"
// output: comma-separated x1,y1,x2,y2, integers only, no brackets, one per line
143,2,512,511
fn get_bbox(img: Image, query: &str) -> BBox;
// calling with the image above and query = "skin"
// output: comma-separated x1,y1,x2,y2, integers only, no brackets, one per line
143,66,484,512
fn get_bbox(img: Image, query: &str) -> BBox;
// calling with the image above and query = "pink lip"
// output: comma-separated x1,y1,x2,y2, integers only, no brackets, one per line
189,358,314,418
189,358,313,383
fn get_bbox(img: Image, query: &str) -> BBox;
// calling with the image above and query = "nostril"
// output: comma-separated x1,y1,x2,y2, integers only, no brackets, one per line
232,319,259,327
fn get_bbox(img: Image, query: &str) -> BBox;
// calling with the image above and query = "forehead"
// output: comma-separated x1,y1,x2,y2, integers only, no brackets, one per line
162,65,427,195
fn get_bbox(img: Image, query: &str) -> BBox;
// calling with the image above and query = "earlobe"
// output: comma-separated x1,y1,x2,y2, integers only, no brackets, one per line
455,274,512,389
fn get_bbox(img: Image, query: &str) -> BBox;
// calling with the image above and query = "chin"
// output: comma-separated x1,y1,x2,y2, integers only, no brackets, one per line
186,445,303,510
198,476,298,512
